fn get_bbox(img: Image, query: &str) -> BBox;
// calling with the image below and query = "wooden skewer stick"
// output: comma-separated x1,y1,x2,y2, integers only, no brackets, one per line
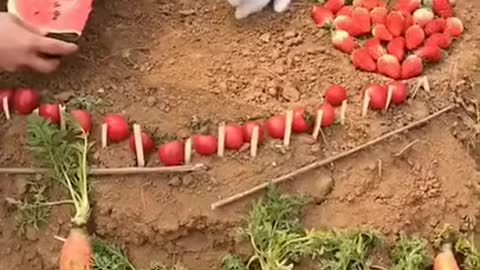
361,93,371,118
101,123,108,148
184,137,192,165
0,163,205,176
340,100,347,125
2,97,10,120
217,122,225,157
59,105,66,131
283,110,293,148
133,124,145,167
250,126,259,157
210,104,456,210
312,109,324,140
384,86,394,112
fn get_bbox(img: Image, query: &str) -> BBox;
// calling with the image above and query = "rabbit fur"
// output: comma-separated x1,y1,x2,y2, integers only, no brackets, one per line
227,0,292,19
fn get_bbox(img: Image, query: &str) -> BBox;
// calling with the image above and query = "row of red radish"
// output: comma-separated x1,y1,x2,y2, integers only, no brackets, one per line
0,79,413,167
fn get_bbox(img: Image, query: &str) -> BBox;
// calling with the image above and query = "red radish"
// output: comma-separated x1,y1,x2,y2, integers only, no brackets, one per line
387,81,408,105
332,30,357,54
242,122,264,143
387,37,406,62
13,88,39,115
393,0,420,13
413,8,434,27
70,109,92,134
372,24,393,41
292,107,312,133
377,54,401,79
416,45,442,62
336,5,353,17
59,228,92,270
365,38,386,60
351,7,371,36
370,6,387,24
39,103,61,124
432,0,453,18
333,15,354,34
312,6,334,27
402,11,414,31
158,140,185,166
401,55,423,79
103,114,130,142
424,18,446,36
325,85,347,106
266,115,286,139
386,11,404,37
129,132,155,155
224,124,244,150
425,33,451,49
353,0,385,9
405,25,425,50
0,89,14,111
318,103,335,127
192,134,217,156
444,17,463,37
351,48,376,72
323,0,345,14
364,84,387,110
433,243,460,270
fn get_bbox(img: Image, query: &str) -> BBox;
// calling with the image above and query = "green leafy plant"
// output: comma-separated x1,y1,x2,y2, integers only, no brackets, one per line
455,235,480,270
221,254,249,270
93,238,136,270
145,262,189,270
391,234,431,270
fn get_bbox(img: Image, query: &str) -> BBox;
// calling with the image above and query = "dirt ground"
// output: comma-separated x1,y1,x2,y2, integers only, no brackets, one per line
1,0,480,269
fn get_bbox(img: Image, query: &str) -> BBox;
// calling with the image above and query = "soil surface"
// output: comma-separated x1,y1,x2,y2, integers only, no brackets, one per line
1,0,480,269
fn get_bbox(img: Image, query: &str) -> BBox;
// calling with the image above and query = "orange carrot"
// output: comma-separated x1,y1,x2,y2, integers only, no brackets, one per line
60,228,92,270
433,243,460,270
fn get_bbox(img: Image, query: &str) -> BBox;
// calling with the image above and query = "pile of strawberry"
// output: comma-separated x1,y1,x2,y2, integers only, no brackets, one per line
312,0,464,80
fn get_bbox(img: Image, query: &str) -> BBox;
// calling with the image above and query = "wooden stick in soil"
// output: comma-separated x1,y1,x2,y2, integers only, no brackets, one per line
59,105,66,131
217,122,225,157
2,97,10,120
361,93,371,117
312,110,324,140
250,126,259,158
184,137,192,165
340,100,347,125
0,163,205,175
210,104,456,210
133,124,145,167
384,86,393,112
101,123,108,148
283,109,293,148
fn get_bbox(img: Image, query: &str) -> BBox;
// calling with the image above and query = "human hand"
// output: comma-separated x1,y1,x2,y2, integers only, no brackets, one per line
0,12,79,74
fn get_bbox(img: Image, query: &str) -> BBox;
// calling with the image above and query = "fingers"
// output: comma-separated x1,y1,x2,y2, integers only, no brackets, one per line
34,36,79,56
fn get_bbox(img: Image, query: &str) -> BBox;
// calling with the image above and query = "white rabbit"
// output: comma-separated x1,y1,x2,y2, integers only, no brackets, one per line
228,0,292,20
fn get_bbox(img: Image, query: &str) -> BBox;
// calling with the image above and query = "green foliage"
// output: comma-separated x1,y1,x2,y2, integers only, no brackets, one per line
221,254,249,270
455,236,480,270
391,234,431,270
93,238,136,270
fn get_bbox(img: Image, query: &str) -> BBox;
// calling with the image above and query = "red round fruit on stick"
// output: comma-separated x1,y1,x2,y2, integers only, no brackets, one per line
365,84,387,110
39,103,61,124
325,85,347,107
242,122,264,143
193,134,217,156
266,115,286,139
0,89,14,111
292,107,312,133
318,103,335,127
129,132,155,155
158,140,185,166
103,114,130,142
13,88,39,115
224,124,244,150
70,110,92,134
387,81,408,105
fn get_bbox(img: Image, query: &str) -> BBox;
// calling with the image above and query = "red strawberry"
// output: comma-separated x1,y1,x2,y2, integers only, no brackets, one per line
432,0,453,18
323,0,345,14
377,54,401,79
332,30,358,54
365,38,386,60
393,0,421,14
425,32,451,49
415,45,442,62
424,18,446,36
445,17,464,37
312,6,334,27
337,6,353,17
405,25,425,50
351,7,371,36
370,6,388,25
386,11,405,37
372,24,393,41
401,55,423,79
413,8,434,27
333,15,354,34
352,48,376,72
387,37,406,62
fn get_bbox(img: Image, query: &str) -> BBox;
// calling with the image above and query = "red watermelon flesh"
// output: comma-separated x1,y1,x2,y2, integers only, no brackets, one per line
7,0,93,39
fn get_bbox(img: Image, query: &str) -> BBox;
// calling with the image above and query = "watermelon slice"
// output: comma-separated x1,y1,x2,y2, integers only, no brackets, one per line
7,0,93,42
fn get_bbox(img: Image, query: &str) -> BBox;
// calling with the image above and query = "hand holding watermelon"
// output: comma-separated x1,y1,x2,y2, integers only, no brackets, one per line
0,13,78,74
